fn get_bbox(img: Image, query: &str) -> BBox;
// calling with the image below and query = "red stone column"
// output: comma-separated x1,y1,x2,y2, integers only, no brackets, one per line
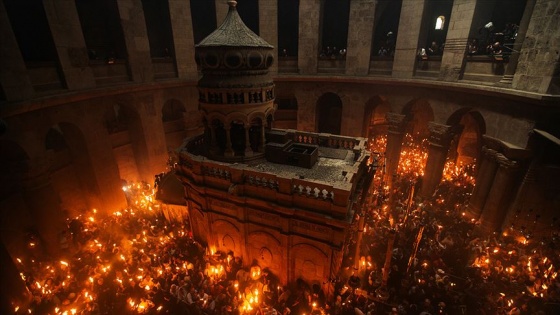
419,123,463,198
384,113,407,190
478,154,521,232
466,147,499,219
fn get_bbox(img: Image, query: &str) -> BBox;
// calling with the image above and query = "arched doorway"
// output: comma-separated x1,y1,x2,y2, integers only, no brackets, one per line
401,99,434,141
446,109,486,168
316,93,343,135
363,96,391,139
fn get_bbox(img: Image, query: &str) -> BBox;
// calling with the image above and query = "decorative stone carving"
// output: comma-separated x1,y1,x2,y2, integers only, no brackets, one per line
427,122,463,147
482,146,499,161
386,113,407,134
495,153,518,169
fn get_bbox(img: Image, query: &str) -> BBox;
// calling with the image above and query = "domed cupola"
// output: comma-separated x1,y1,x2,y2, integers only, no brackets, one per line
195,0,276,161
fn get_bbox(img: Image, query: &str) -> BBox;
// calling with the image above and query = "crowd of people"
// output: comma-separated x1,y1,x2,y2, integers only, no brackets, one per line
320,46,347,59
13,183,327,315
12,133,560,314
330,135,560,314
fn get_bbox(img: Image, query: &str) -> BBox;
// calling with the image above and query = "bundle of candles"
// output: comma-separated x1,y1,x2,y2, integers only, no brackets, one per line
11,182,287,315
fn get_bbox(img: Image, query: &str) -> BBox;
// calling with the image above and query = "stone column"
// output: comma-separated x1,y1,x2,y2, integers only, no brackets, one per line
43,0,96,90
392,0,427,79
130,93,168,181
23,165,67,257
169,0,198,80
116,0,154,83
80,118,129,213
512,0,560,94
466,147,499,219
496,0,537,87
225,125,234,157
501,154,536,231
298,0,321,74
215,0,229,24
384,113,407,190
0,0,34,101
345,0,375,76
478,154,521,232
420,123,463,198
244,125,253,156
259,0,278,75
438,0,478,82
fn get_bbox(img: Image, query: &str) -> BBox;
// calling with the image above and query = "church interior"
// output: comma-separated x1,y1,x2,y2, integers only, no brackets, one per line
1,0,560,314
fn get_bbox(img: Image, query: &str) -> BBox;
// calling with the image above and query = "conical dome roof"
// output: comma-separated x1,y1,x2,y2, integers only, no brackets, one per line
196,0,273,48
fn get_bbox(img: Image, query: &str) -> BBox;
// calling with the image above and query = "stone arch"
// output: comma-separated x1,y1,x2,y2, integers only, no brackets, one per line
247,111,266,123
247,231,282,275
225,112,248,126
207,112,227,126
161,99,187,151
401,99,434,140
212,219,242,256
363,96,391,139
446,108,486,167
291,243,328,285
316,92,343,134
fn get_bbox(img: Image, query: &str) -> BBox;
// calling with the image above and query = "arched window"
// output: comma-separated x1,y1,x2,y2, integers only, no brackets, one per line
435,16,445,30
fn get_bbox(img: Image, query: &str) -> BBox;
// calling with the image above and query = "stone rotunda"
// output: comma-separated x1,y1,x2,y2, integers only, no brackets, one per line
195,0,276,160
